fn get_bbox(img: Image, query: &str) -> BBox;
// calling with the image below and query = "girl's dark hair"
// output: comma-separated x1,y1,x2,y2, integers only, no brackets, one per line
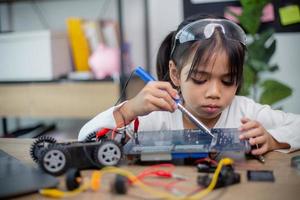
156,14,246,93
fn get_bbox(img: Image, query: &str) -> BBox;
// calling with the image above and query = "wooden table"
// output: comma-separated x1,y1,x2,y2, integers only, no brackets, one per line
0,138,300,200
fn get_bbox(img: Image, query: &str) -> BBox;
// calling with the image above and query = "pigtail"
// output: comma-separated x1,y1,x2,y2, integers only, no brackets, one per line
156,31,175,83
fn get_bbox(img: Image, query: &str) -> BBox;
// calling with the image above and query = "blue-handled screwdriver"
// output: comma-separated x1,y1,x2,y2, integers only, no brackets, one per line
134,66,214,138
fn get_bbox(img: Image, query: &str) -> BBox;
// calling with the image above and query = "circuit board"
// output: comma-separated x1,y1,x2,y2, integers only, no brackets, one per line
123,128,251,155
210,128,250,152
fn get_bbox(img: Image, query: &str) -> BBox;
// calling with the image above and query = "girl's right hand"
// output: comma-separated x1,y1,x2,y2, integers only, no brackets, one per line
122,81,179,120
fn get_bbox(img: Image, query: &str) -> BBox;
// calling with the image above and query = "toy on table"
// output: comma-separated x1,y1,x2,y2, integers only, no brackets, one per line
30,136,122,176
30,127,250,176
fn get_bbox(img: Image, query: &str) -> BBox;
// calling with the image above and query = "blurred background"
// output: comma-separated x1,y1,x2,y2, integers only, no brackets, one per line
0,0,299,139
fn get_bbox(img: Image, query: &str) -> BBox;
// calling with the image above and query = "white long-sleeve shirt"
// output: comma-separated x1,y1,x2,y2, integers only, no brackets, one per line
78,96,300,153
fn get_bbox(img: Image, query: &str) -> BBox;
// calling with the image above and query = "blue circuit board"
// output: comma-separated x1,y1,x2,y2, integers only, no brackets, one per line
123,128,251,155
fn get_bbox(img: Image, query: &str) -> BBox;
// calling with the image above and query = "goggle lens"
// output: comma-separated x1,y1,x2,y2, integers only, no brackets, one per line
171,19,246,58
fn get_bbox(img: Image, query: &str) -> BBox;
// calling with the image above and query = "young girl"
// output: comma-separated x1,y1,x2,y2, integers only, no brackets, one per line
79,15,300,155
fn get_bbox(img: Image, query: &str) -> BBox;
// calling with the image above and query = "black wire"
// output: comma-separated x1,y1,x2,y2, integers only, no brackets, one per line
114,69,135,144
114,69,135,106
82,70,134,154
81,70,135,166
161,70,170,81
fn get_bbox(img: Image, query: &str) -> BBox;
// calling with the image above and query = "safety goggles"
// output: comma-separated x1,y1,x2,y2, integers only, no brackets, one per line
170,19,247,58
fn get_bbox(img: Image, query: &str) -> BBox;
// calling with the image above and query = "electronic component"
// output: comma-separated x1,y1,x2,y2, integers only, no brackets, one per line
197,163,217,173
197,165,240,188
247,170,275,182
196,158,217,173
123,128,251,161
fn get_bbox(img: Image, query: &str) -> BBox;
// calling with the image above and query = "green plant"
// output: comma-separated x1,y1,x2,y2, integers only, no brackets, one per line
227,0,292,106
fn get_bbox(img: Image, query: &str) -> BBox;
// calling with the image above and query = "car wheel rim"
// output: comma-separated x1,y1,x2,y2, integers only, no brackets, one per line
97,143,121,166
43,149,66,173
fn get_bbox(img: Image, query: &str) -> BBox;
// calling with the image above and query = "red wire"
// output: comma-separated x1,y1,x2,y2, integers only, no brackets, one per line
136,163,175,180
139,163,175,173
137,173,194,192
134,118,139,133
96,111,131,141
96,126,200,193
130,163,191,193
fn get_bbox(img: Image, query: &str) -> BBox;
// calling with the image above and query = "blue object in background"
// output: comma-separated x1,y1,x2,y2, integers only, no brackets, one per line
134,66,156,83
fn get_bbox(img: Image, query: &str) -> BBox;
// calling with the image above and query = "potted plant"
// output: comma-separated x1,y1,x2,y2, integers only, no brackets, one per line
227,0,292,107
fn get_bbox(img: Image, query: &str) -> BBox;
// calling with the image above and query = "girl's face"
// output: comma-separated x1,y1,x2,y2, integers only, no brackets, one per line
170,50,238,126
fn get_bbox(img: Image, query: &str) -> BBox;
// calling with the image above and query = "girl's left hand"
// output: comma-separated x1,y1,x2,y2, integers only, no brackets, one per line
239,117,275,155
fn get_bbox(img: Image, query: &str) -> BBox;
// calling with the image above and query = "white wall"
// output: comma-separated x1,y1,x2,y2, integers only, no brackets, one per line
123,0,146,72
269,33,300,113
10,0,118,31
148,0,183,75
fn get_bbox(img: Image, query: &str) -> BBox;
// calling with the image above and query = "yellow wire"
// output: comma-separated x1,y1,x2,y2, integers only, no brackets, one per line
97,167,179,200
96,158,234,200
188,158,233,200
39,158,234,199
39,179,90,198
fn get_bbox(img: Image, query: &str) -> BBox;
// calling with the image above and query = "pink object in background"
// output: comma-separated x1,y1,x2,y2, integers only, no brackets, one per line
261,3,275,22
224,6,242,23
89,43,120,79
224,3,275,23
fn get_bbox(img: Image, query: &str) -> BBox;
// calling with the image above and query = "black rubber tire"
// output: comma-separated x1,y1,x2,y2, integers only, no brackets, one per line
30,136,56,163
66,168,81,191
93,140,122,167
112,174,128,194
84,132,97,142
39,146,70,176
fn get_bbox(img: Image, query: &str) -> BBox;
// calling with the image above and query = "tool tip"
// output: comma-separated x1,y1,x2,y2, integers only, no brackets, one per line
257,155,265,163
207,131,215,138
